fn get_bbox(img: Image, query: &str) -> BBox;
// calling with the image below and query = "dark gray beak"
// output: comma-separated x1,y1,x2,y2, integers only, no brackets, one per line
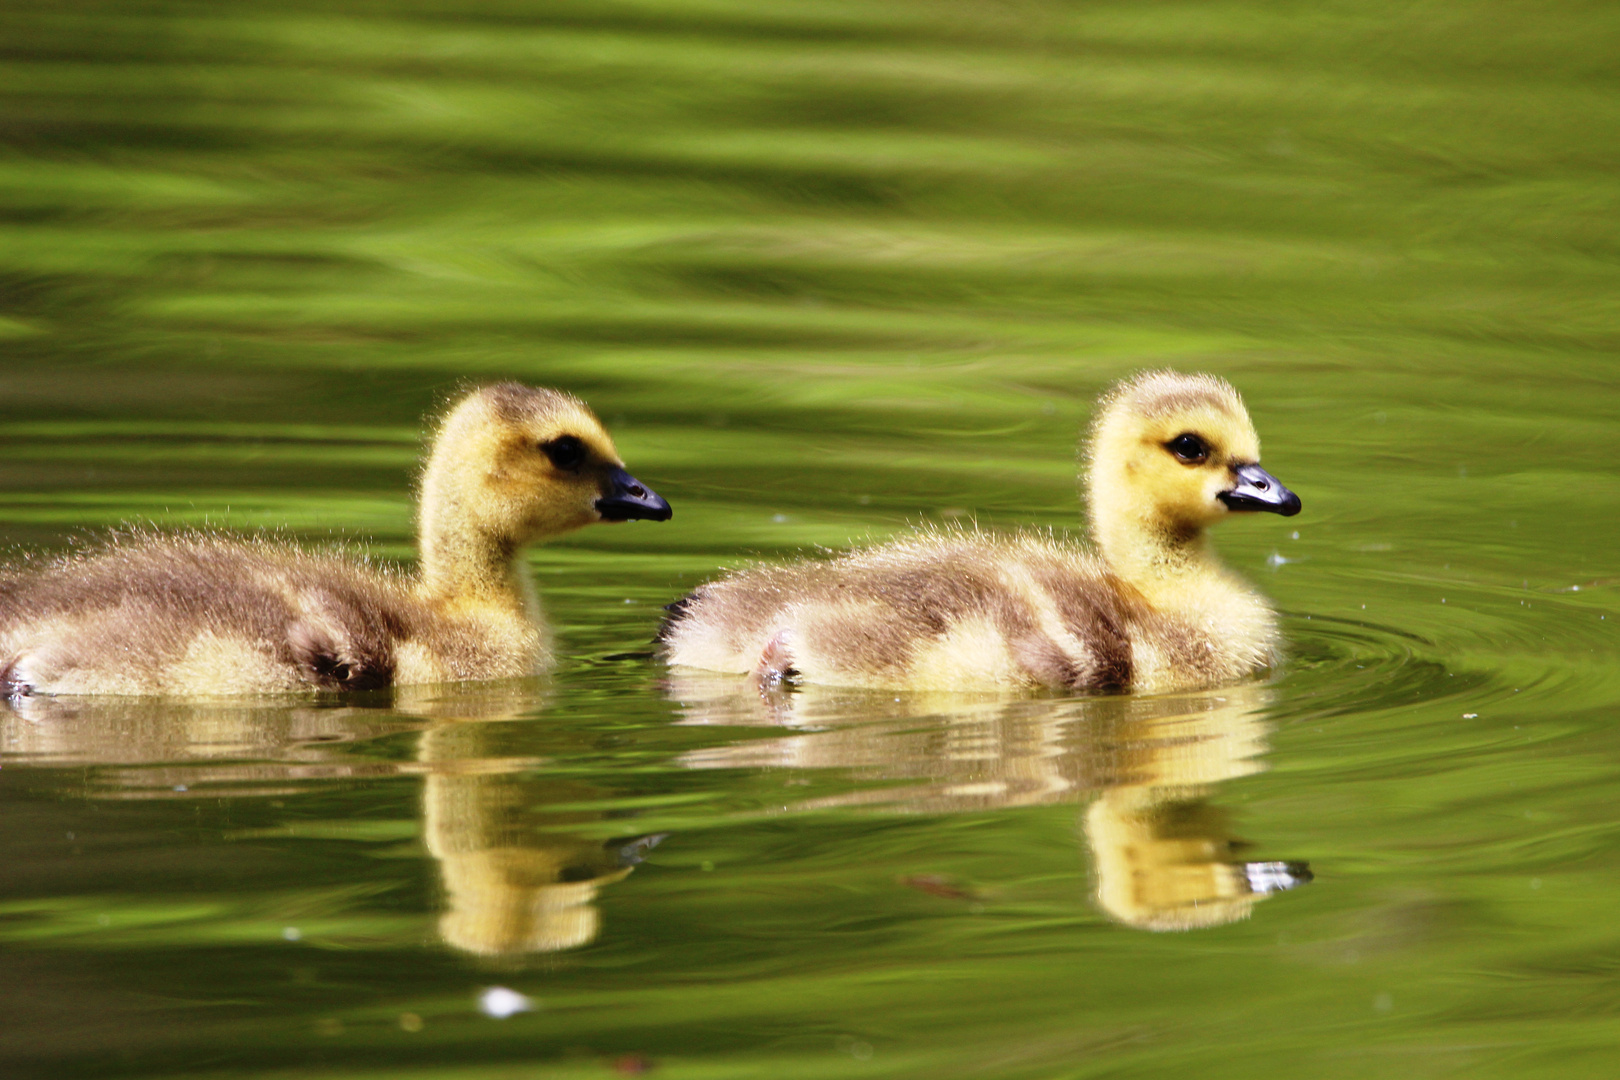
1218,463,1300,517
596,466,672,522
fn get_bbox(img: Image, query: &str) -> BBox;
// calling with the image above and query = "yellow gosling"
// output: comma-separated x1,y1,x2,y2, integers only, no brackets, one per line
0,383,670,697
660,370,1298,693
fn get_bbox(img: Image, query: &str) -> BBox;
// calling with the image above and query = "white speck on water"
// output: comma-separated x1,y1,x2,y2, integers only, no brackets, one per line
836,1036,875,1061
1266,551,1289,568
1290,531,1299,540
772,513,788,523
1374,993,1393,1013
1463,713,1478,719
478,987,534,1019
1440,598,1446,604
173,785,188,792
282,927,301,941
623,598,634,604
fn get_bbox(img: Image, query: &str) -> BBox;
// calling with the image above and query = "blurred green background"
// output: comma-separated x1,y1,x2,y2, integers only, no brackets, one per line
2,1,1620,1078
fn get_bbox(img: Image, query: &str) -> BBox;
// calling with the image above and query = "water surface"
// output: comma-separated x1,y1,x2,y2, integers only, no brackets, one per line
3,1,1620,1077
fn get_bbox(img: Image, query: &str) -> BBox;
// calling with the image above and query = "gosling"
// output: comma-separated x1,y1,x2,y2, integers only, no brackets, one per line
660,370,1298,694
0,383,671,697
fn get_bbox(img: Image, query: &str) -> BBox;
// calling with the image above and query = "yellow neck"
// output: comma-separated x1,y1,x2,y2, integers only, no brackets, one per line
413,466,539,618
1089,491,1222,604
417,528,536,616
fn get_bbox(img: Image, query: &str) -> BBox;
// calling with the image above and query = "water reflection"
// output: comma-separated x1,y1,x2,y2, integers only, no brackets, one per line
667,674,1311,930
415,701,665,956
0,684,662,956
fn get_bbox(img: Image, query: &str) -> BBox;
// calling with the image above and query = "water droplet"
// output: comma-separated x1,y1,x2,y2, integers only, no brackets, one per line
478,987,534,1019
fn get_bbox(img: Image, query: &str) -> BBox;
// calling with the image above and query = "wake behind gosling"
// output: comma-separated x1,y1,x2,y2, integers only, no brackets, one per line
0,383,671,697
661,370,1299,694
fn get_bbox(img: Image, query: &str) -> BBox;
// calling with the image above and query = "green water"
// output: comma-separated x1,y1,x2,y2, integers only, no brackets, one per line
3,0,1619,1076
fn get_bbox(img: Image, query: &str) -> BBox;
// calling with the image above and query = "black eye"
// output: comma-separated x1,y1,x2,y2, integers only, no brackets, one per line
1165,433,1210,465
541,435,586,471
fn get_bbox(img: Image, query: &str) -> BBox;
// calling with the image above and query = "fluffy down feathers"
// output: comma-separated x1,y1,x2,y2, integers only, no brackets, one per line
661,370,1296,694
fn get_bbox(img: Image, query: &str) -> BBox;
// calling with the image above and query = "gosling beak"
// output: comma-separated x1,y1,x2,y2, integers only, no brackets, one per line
1218,463,1301,517
596,466,672,522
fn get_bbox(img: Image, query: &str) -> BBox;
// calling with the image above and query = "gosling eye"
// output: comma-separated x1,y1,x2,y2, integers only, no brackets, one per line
540,434,587,471
1165,433,1211,465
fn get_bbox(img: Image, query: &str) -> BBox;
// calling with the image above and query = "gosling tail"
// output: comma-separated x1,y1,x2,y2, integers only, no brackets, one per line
656,594,697,645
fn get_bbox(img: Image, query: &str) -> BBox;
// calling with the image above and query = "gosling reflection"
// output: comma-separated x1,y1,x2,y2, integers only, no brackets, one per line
417,714,665,956
2,683,663,956
0,693,420,795
667,672,1310,930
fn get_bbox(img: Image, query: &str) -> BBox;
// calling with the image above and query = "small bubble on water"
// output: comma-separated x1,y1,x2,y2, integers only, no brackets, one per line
282,927,301,941
772,513,788,523
836,1036,875,1060
173,785,188,792
1290,530,1299,540
478,987,534,1019
1463,713,1478,719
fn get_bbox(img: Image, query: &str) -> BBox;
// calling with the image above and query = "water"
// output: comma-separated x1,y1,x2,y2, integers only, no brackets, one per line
3,0,1620,1076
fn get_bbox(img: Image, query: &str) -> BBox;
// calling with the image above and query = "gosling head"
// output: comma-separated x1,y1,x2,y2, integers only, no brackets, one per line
420,383,671,558
1086,371,1298,561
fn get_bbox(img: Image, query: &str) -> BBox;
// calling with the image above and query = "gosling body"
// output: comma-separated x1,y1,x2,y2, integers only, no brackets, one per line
661,371,1298,694
1,383,670,697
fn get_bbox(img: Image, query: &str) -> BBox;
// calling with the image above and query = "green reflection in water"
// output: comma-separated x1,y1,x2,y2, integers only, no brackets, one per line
3,0,1620,1076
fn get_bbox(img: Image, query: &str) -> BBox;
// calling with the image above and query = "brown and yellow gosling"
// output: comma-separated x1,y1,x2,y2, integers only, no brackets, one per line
660,370,1298,694
0,383,670,697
